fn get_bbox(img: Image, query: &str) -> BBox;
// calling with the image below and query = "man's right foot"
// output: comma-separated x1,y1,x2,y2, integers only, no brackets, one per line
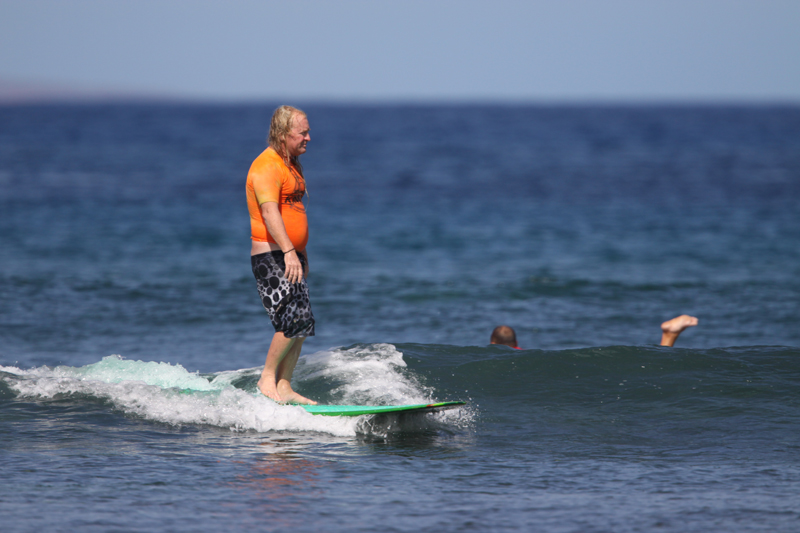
277,380,317,405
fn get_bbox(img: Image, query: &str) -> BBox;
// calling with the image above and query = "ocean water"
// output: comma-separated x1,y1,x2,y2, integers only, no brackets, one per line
1,103,799,532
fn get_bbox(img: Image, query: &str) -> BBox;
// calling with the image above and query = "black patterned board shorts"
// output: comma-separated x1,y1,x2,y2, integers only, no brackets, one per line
251,251,315,338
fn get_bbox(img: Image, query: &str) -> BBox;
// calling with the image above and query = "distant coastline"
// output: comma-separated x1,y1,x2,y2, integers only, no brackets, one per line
2,78,797,106
0,78,182,104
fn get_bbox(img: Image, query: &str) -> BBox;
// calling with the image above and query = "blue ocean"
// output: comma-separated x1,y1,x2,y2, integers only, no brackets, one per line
1,103,799,532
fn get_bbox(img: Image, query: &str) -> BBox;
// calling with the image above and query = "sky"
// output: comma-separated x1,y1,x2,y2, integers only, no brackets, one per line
0,0,798,102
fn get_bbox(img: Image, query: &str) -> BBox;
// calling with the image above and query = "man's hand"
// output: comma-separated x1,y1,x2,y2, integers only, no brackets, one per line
284,250,303,284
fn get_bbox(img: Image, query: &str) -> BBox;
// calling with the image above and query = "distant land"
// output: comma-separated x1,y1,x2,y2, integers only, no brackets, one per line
2,77,797,106
0,78,181,104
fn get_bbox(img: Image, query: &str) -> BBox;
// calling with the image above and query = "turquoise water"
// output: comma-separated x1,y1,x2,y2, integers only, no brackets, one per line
1,104,799,532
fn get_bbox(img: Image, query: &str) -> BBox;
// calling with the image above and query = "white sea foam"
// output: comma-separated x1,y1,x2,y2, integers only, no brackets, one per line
295,344,472,437
1,345,470,437
2,355,357,436
297,343,433,405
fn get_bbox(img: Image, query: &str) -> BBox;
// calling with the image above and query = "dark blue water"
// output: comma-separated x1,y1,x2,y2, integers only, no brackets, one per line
1,104,799,532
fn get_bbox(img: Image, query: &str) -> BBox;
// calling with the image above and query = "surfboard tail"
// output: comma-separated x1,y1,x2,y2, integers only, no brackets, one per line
301,401,466,417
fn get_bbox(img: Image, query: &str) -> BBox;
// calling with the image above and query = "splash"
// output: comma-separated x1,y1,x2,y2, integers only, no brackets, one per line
297,343,433,405
1,346,472,438
1,355,355,436
295,344,473,439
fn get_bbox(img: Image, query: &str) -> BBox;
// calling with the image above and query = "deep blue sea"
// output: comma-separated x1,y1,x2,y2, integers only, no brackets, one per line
1,103,799,532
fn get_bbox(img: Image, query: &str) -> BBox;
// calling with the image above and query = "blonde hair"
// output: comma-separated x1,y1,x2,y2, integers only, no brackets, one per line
268,105,306,177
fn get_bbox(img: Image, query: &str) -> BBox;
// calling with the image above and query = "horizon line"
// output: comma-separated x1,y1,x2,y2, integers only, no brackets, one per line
1,78,798,107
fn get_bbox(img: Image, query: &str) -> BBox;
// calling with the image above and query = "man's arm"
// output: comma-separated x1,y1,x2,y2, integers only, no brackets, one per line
260,202,304,284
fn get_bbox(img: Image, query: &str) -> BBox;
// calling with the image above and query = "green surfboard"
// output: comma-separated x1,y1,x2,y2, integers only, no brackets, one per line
301,401,465,417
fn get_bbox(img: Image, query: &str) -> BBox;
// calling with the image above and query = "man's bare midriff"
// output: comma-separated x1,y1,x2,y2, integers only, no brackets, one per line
251,240,284,256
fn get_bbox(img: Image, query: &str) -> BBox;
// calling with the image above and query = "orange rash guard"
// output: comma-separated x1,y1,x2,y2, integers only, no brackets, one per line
246,147,309,252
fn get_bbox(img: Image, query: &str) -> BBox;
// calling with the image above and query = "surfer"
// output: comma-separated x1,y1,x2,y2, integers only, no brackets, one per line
490,315,699,349
246,106,316,405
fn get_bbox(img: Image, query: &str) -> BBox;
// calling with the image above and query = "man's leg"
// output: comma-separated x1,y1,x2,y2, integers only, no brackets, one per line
660,315,698,347
257,332,297,402
276,337,316,405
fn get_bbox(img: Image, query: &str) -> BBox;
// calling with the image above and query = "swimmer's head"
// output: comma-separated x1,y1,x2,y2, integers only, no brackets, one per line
490,325,518,348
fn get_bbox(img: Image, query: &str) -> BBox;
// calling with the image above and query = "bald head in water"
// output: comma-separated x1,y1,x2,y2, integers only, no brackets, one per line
490,325,518,348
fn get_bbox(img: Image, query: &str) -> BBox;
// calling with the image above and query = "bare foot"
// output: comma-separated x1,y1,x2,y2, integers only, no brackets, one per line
661,314,699,333
660,315,698,347
277,380,317,405
256,378,282,403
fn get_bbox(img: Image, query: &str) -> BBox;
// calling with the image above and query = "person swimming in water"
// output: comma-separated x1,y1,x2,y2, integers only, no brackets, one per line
491,315,699,349
490,325,520,348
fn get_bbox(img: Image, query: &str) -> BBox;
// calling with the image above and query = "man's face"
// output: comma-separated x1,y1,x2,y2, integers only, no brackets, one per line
285,114,310,157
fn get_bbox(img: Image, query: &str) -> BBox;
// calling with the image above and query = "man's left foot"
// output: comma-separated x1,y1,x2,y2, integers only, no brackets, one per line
277,381,317,405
